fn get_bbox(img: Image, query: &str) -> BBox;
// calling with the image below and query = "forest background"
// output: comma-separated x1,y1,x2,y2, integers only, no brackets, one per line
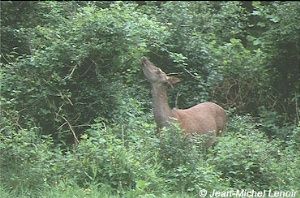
1,1,299,197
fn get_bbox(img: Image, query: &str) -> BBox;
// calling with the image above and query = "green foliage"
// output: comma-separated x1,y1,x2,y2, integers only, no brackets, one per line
249,2,300,118
0,127,56,196
1,1,299,197
0,182,116,198
1,113,299,196
1,1,169,143
212,132,279,189
60,123,134,187
159,124,205,169
158,124,229,193
257,107,297,142
40,182,116,198
211,38,271,112
210,116,300,190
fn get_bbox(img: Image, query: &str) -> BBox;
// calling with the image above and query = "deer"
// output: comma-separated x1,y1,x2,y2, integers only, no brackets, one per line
141,57,227,147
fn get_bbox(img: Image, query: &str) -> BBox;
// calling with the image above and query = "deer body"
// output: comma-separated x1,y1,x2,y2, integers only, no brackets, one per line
172,102,226,136
142,57,226,146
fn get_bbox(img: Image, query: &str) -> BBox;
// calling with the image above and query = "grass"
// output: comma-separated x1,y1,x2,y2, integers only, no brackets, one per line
0,183,197,198
0,183,115,198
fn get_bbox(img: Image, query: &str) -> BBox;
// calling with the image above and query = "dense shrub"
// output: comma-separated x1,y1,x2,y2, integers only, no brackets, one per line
158,124,229,194
0,127,56,196
1,113,299,197
210,116,300,190
211,38,271,113
54,119,164,193
1,1,169,144
1,1,299,197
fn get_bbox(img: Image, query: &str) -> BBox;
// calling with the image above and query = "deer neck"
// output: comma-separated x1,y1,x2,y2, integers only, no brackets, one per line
151,84,173,129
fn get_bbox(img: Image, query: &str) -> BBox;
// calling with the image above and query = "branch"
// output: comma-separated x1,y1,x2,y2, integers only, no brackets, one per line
295,92,299,124
183,68,199,79
166,72,180,76
175,91,181,109
57,114,79,146
63,64,78,80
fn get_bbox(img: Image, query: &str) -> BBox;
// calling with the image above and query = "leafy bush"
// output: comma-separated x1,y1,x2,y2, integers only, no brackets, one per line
0,116,163,197
1,1,299,197
50,117,167,195
158,124,229,194
211,38,271,113
257,107,298,143
273,123,300,190
210,116,300,190
59,126,138,189
0,127,56,196
1,1,169,144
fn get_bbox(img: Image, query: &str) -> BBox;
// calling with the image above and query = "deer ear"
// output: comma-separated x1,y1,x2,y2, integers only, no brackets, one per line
167,76,181,85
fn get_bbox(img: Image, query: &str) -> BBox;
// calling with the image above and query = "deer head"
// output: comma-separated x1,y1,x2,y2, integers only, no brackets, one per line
141,57,180,87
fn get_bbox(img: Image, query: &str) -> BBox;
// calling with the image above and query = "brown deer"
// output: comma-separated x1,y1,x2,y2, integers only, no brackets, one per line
141,57,227,146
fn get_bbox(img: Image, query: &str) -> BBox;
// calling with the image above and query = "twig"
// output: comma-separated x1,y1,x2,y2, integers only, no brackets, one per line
57,122,67,131
72,124,92,128
183,68,199,79
166,72,180,76
63,64,78,80
79,61,94,79
295,92,299,124
57,114,79,146
68,64,77,78
1,54,13,64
